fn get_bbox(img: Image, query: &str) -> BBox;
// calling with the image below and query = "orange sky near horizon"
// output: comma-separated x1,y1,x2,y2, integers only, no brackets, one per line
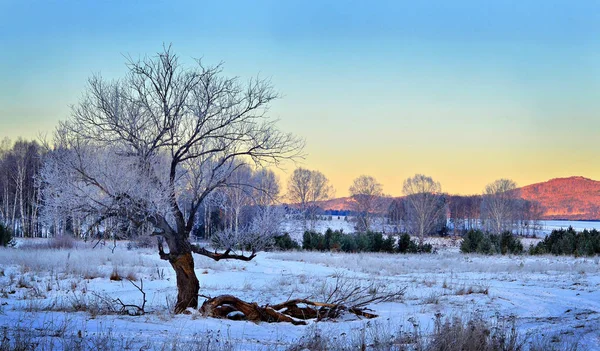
2,1,600,197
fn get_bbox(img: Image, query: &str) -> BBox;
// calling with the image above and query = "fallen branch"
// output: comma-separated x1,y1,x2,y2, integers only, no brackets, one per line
199,295,383,324
115,279,146,316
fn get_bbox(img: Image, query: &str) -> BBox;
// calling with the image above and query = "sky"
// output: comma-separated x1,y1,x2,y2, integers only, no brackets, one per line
1,0,600,196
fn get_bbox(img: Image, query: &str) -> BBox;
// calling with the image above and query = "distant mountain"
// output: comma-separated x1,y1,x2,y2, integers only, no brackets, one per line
314,197,354,211
518,176,600,220
314,196,396,214
312,176,600,220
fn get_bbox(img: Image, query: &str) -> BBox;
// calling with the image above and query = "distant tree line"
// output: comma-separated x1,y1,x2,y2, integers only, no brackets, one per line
0,138,545,243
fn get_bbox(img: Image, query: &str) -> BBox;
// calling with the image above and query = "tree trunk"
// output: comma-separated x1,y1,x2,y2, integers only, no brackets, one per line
159,230,201,314
171,251,200,313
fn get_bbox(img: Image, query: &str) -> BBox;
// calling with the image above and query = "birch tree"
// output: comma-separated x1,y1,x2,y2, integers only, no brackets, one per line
349,175,384,232
41,46,303,313
286,168,333,230
0,139,43,237
402,174,446,244
480,179,518,234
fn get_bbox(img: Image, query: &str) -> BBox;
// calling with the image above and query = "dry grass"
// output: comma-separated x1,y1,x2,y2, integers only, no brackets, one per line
454,284,489,296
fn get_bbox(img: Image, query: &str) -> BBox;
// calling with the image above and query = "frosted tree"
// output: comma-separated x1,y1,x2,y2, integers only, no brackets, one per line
286,168,333,230
348,175,384,232
41,46,303,313
220,164,254,235
211,167,283,251
402,174,446,244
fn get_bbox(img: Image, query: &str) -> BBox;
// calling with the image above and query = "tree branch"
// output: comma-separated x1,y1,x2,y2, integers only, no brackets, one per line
191,245,256,261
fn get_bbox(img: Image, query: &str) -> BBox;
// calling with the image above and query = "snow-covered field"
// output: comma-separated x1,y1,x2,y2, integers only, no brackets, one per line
541,220,600,234
284,217,600,239
0,239,599,350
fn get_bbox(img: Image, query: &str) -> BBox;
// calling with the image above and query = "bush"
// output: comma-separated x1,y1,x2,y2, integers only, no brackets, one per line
273,233,300,251
324,228,342,251
530,227,600,256
129,235,155,249
0,223,14,247
397,233,414,253
498,231,523,254
426,315,522,351
47,235,76,249
460,230,523,255
460,230,484,253
339,234,358,252
352,232,368,252
397,233,433,253
417,242,434,253
303,230,414,253
381,235,395,253
302,231,324,251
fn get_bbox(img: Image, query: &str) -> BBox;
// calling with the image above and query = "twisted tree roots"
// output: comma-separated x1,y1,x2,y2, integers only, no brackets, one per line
199,295,379,325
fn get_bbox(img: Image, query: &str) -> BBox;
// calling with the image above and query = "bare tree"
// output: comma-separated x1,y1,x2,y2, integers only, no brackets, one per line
480,179,518,234
447,195,482,235
252,167,281,207
41,46,303,313
514,199,544,237
402,174,446,244
348,175,384,232
286,168,333,230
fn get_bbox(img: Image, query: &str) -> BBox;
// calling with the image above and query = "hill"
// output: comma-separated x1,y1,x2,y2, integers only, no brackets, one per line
313,176,600,220
518,176,600,220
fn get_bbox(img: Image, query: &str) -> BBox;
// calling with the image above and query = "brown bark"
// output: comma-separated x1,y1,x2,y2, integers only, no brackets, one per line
200,295,307,325
158,237,200,313
200,295,378,324
171,252,200,313
157,232,258,314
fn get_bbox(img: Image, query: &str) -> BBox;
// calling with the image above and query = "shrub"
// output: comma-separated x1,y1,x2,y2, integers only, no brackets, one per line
397,233,414,253
417,242,434,253
302,231,324,251
498,231,523,254
460,230,484,253
381,235,395,253
47,235,76,249
130,235,155,249
339,234,358,252
426,315,522,351
353,233,367,251
369,231,384,252
530,227,600,256
397,233,433,254
461,230,523,255
273,233,300,251
0,223,14,247
324,228,342,251
301,230,431,254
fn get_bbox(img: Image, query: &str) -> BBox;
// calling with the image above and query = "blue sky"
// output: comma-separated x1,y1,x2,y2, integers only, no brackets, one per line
1,0,600,195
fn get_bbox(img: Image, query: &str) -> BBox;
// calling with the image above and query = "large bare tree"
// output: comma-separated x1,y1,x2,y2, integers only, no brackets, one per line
41,46,303,313
286,168,333,230
348,175,384,232
402,174,446,244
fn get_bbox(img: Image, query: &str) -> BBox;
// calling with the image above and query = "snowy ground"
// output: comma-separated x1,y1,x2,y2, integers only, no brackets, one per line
542,220,600,234
284,217,600,239
0,239,599,350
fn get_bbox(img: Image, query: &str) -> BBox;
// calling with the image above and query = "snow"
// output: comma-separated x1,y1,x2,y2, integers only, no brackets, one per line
1,239,599,350
541,220,600,234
